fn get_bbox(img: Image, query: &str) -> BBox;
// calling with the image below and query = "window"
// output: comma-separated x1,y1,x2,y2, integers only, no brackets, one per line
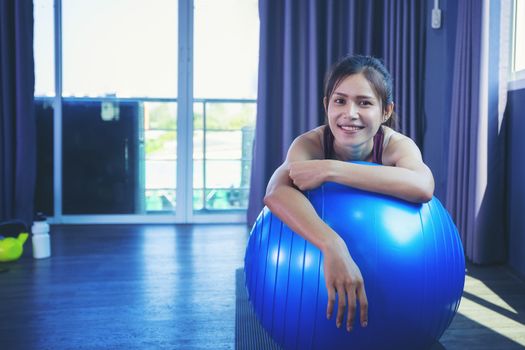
511,0,525,83
193,0,258,212
33,0,259,223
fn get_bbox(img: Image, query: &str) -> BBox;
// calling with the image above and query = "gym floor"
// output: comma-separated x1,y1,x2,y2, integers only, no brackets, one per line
0,224,524,349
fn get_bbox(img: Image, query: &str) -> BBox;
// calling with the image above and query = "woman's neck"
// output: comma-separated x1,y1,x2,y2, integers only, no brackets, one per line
333,139,374,162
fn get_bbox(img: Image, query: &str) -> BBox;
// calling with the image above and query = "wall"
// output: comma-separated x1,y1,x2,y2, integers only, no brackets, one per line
506,87,525,278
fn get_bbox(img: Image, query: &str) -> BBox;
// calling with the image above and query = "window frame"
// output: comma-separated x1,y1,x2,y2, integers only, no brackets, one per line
43,0,254,224
509,0,525,90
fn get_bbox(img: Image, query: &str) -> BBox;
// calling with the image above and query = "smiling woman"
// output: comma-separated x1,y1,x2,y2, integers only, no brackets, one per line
321,56,397,163
263,54,435,334
323,74,393,162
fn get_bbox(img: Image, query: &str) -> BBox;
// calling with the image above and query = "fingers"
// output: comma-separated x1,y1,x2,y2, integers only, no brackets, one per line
327,282,367,332
288,161,321,190
346,283,357,332
288,170,304,191
326,287,336,320
358,284,369,328
291,178,305,191
335,285,346,329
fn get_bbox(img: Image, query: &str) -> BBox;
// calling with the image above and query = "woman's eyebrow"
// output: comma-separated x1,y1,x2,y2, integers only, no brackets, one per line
356,95,376,100
333,91,375,100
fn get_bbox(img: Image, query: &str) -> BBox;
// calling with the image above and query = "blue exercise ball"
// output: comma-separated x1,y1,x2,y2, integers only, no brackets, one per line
244,181,465,350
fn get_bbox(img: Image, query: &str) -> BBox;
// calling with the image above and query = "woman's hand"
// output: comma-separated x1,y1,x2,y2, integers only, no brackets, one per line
288,160,331,190
322,235,368,332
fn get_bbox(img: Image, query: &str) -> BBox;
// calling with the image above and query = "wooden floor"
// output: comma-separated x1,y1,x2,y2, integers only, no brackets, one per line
438,263,525,349
0,224,249,350
0,224,524,350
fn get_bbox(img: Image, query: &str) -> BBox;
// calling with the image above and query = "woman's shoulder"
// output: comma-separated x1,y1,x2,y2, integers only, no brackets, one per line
293,125,324,144
287,126,325,160
383,126,417,147
382,126,422,165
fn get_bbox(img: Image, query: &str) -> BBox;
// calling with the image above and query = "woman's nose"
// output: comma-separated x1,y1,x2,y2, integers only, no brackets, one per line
346,102,358,118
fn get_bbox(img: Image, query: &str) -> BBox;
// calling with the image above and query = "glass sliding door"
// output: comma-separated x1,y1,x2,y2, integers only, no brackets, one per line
193,101,255,212
34,0,55,216
33,0,259,223
60,0,179,216
143,101,178,213
192,0,258,218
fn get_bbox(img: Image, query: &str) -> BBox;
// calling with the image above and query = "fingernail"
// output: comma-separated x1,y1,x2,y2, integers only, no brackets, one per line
347,325,353,332
362,321,368,327
336,322,341,328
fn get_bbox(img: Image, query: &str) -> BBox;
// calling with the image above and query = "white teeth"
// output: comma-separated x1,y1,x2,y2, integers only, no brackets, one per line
340,125,362,131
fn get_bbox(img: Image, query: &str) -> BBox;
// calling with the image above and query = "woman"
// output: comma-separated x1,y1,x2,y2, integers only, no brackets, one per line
263,54,434,333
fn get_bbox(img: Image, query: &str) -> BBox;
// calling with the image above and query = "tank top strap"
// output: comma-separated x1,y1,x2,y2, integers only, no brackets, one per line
372,127,384,165
323,125,333,159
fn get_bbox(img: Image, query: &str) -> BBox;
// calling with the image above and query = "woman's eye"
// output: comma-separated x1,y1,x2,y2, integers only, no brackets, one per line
359,100,372,106
334,98,345,104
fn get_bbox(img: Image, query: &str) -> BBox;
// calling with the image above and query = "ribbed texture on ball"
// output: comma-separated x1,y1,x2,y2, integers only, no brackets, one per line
244,182,465,350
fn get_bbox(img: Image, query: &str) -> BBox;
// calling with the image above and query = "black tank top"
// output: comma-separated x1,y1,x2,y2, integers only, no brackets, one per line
323,126,384,165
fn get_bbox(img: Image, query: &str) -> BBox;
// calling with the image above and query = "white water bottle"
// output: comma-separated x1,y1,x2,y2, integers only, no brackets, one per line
31,213,51,259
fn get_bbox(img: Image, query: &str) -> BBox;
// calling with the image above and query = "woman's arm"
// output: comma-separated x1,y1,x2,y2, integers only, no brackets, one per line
264,131,368,332
288,132,435,203
265,133,334,250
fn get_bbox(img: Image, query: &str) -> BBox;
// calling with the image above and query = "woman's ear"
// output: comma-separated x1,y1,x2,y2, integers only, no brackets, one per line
323,97,328,113
383,102,394,123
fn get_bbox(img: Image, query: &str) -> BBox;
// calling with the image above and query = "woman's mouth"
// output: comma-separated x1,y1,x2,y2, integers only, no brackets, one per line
338,124,365,132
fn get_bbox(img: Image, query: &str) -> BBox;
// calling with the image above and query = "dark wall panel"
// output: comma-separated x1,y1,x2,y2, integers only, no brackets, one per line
506,87,525,278
62,100,139,214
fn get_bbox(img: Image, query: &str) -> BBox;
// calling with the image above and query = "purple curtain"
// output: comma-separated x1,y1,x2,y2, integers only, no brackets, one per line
247,0,426,225
446,0,507,264
445,0,481,261
0,0,36,226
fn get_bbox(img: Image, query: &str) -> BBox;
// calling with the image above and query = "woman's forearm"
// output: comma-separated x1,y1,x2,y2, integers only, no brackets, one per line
264,185,341,252
325,161,434,203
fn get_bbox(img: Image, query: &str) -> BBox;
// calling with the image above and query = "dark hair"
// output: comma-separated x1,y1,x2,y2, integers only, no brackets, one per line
323,54,397,159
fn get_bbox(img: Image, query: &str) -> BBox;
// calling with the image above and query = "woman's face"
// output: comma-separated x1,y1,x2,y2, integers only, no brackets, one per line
325,73,389,156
